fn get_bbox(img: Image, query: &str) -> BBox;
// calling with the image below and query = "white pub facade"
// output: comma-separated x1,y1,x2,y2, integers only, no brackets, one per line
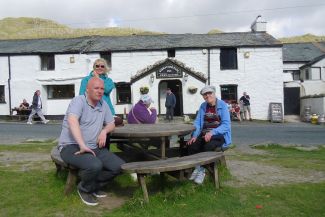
0,28,283,120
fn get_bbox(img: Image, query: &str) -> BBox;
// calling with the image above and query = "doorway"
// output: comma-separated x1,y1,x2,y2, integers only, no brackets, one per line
158,80,183,116
284,87,300,115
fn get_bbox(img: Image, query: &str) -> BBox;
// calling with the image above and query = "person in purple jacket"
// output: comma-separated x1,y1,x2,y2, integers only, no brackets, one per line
128,94,157,124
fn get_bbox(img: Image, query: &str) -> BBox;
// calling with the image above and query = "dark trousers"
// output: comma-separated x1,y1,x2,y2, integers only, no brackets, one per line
166,106,174,120
60,144,125,193
188,135,225,155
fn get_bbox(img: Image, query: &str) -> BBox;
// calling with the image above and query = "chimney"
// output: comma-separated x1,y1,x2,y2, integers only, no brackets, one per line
251,15,267,32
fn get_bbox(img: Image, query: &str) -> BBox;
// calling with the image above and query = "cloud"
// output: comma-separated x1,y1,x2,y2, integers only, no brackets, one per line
0,0,324,37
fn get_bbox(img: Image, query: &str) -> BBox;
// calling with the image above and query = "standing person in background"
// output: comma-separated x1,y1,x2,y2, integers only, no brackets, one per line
27,90,49,125
165,88,176,121
79,58,115,116
240,92,252,121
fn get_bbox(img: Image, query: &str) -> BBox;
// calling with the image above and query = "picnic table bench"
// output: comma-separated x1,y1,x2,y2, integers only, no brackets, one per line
50,147,78,195
121,151,225,203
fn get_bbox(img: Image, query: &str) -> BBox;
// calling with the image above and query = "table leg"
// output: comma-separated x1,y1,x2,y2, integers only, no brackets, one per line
137,174,149,203
161,137,166,159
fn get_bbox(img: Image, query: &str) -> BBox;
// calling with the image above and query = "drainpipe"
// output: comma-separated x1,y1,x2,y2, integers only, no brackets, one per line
207,48,210,85
7,55,12,115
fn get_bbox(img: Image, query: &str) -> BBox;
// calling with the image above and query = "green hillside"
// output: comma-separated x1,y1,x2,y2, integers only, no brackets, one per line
279,34,325,43
0,17,161,40
207,28,223,34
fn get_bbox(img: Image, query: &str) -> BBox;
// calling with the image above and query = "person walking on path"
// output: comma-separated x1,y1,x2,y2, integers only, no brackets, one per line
187,85,231,184
165,88,176,121
58,77,125,206
240,92,252,121
27,90,49,124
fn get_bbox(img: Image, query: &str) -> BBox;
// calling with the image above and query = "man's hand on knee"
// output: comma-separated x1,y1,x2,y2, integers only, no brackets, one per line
75,145,96,156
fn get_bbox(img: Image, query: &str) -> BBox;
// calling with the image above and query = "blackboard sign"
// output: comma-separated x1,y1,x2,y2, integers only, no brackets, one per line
269,102,283,123
156,65,183,78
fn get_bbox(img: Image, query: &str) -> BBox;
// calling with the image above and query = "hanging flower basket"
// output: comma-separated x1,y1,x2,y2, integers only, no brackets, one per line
188,86,198,94
140,86,149,94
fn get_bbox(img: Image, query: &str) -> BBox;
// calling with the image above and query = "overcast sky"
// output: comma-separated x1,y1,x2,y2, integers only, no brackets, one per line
0,0,324,38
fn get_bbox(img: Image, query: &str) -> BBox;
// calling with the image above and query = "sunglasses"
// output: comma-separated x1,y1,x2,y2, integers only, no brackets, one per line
95,64,105,69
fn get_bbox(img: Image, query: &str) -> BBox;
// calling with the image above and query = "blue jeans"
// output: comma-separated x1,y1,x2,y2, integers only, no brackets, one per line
60,144,125,193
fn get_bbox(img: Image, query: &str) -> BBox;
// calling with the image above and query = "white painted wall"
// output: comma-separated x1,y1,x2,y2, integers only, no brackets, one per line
0,57,9,115
210,47,284,120
1,47,284,120
301,97,325,116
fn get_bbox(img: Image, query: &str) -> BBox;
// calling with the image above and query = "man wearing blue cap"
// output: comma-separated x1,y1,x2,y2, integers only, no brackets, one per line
187,85,232,184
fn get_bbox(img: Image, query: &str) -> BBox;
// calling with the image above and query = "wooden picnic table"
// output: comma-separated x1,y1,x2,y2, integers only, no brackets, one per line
110,123,195,159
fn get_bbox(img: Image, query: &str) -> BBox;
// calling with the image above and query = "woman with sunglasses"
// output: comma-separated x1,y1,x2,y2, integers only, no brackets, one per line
79,58,116,116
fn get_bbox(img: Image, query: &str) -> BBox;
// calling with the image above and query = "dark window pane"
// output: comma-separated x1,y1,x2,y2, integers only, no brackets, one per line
167,49,175,57
100,52,112,68
47,85,75,99
116,82,131,104
292,70,300,81
220,48,237,70
41,54,55,71
220,85,238,102
0,85,5,103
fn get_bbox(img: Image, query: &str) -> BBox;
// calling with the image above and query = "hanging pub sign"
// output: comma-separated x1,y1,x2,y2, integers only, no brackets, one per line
156,64,183,78
269,102,283,123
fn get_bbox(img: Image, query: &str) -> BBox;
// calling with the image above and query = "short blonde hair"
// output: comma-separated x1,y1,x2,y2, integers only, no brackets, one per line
93,58,109,73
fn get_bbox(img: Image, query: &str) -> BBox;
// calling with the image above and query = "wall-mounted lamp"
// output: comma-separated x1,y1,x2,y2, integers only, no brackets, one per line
244,51,250,58
70,56,75,63
184,73,189,82
150,74,154,83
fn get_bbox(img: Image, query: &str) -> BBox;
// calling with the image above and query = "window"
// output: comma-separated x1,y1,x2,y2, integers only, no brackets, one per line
167,49,175,58
305,69,310,80
100,52,112,68
40,54,55,70
115,82,131,104
311,67,321,80
220,85,238,103
0,85,5,103
292,70,300,81
220,48,238,70
47,85,75,99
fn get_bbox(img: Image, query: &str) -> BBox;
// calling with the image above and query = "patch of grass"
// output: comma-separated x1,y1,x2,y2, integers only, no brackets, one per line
1,143,325,217
0,143,54,153
111,181,325,217
231,144,325,171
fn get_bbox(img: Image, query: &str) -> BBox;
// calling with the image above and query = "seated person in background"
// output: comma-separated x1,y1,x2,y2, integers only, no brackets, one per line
231,102,241,121
187,85,231,184
127,94,157,124
14,99,30,115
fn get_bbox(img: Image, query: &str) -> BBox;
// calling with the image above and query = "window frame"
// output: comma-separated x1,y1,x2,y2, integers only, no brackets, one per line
47,84,75,100
220,84,238,103
115,82,131,105
220,48,238,70
40,54,55,71
0,85,5,103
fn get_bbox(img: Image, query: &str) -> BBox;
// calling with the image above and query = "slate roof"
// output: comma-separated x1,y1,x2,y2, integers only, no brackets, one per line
0,32,281,55
282,42,325,62
300,53,325,69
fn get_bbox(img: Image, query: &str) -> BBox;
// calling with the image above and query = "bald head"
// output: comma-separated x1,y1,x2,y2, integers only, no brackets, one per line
86,77,104,104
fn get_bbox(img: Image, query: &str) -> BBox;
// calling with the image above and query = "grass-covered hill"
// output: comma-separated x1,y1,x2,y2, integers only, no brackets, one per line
279,34,325,43
0,17,161,40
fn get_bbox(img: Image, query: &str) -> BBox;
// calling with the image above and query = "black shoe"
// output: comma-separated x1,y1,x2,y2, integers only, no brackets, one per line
77,189,98,206
92,190,107,198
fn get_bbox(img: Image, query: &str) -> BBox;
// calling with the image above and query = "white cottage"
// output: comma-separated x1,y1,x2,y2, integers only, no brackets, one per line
283,42,325,116
0,26,283,120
